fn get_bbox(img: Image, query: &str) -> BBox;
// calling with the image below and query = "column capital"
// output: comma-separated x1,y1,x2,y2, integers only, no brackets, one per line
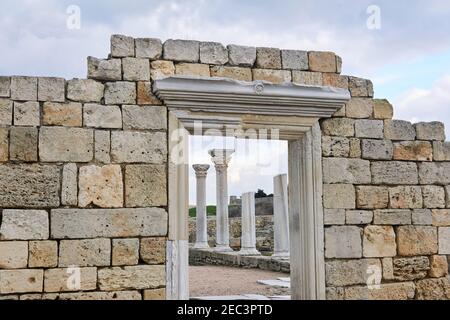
192,164,210,177
208,149,235,167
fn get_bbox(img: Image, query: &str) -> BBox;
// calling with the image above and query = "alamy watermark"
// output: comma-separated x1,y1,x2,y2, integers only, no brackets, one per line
366,5,381,30
66,5,81,30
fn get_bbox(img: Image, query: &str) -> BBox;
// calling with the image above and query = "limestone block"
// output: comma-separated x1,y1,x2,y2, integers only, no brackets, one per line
111,131,167,164
78,164,123,208
59,239,111,267
256,47,281,69
281,50,308,70
137,81,162,105
0,210,49,240
143,288,166,300
122,105,166,130
111,34,135,57
0,99,12,125
326,287,345,300
0,76,10,97
227,44,256,67
104,82,136,105
39,127,93,162
0,270,44,294
333,105,345,118
367,80,374,97
322,73,348,89
175,63,210,77
336,55,343,73
419,162,450,185
373,209,412,225
344,282,415,300
324,209,345,225
50,208,168,239
0,164,60,208
9,127,38,161
94,130,110,163
392,256,430,281
355,119,383,139
422,186,445,209
0,128,8,162
61,163,78,206
397,226,438,256
321,136,350,157
323,184,355,209
140,237,166,265
415,122,445,141
393,141,432,162
42,291,142,300
44,267,97,293
438,227,450,254
13,101,40,126
356,186,388,209
308,51,336,73
389,186,423,209
292,71,322,86
43,102,82,126
112,239,139,266
29,241,58,268
346,210,373,224
38,77,65,102
150,60,175,80
10,76,37,101
371,161,418,185
0,242,28,268
412,209,433,225
123,57,150,81
429,255,448,278
384,120,416,140
415,278,450,300
345,98,373,119
324,226,362,258
325,259,381,286
200,42,228,65
98,265,165,291
67,79,104,103
135,38,162,59
321,118,355,137
361,139,393,160
373,99,393,119
349,138,361,158
363,226,396,257
163,39,199,62
210,66,252,82
433,142,450,161
447,186,450,208
87,57,122,81
252,69,292,84
125,165,167,207
348,76,370,97
322,158,371,184
382,257,394,280
83,104,122,129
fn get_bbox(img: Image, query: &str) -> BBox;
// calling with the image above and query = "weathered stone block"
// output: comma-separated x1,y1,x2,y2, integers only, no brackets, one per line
361,139,393,160
346,210,373,224
326,287,345,300
0,242,28,269
175,63,210,77
324,209,345,225
256,47,281,69
93,130,110,163
373,209,412,225
355,119,383,139
0,99,12,125
323,158,371,184
210,66,252,82
163,39,199,62
136,81,161,106
389,186,423,209
324,226,362,258
397,226,438,256
67,79,104,103
78,164,123,208
321,118,354,137
348,77,371,97
227,44,256,67
61,163,77,206
125,165,167,207
38,77,65,102
122,105,166,130
59,239,111,267
0,128,8,162
363,226,396,257
87,57,122,81
111,34,134,57
422,186,445,209
104,82,136,105
308,51,336,73
412,209,433,225
143,288,166,300
349,138,361,158
83,104,122,129
39,127,93,162
429,255,448,278
415,122,445,141
393,256,429,281
345,282,415,300
393,141,433,162
356,186,388,209
447,186,450,208
135,38,162,59
0,164,60,208
0,210,49,240
150,60,175,80
0,76,10,97
281,50,308,70
41,291,142,300
252,69,291,84
433,142,450,161
13,101,40,126
323,184,355,209
51,208,168,239
98,265,165,291
322,73,348,89
112,239,139,266
111,131,167,163
419,162,450,185
325,259,381,286
0,270,44,294
321,136,349,157
345,98,373,119
438,227,450,254
199,42,228,65
44,267,97,293
10,76,37,101
9,127,38,161
384,120,416,140
140,237,166,264
382,257,394,280
123,57,150,81
373,99,393,119
415,278,450,300
292,71,322,86
43,102,82,126
29,241,58,268
371,161,418,185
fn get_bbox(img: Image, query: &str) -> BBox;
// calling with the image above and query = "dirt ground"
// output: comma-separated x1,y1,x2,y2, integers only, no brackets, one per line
189,265,290,297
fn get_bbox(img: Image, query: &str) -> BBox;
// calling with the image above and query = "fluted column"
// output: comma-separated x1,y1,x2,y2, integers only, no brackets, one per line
239,192,260,256
209,149,234,252
273,174,290,257
192,164,210,249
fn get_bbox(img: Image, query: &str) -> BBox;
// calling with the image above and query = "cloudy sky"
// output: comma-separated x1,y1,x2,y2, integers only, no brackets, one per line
1,0,449,204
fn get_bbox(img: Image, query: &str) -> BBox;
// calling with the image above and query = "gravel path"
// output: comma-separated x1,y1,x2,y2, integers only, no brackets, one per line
189,265,291,297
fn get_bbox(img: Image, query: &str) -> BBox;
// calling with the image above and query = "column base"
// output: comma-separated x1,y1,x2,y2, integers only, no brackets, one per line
238,248,261,256
272,251,290,258
193,242,210,250
214,245,234,252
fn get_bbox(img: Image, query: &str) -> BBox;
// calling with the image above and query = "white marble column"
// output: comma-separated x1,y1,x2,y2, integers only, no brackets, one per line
192,164,210,249
209,149,234,252
273,174,290,257
239,192,260,256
